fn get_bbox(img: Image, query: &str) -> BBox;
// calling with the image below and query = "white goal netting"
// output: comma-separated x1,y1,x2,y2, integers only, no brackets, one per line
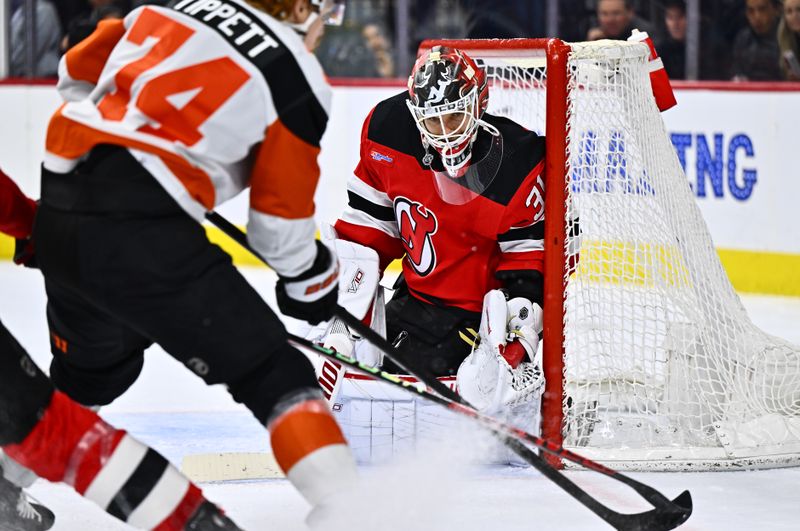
454,39,800,470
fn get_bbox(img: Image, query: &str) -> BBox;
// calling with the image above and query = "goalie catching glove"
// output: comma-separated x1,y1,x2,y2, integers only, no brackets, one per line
456,289,544,413
276,240,339,325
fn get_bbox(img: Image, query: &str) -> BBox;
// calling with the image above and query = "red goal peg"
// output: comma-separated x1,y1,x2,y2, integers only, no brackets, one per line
628,29,677,112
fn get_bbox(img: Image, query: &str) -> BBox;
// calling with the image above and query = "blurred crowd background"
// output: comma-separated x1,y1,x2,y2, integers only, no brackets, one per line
3,0,800,81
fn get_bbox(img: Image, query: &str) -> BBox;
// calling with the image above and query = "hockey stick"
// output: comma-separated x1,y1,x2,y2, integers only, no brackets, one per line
331,311,692,530
205,211,692,530
288,333,692,531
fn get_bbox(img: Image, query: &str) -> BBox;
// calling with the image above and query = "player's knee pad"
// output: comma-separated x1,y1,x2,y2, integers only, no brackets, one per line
49,351,144,408
227,342,320,424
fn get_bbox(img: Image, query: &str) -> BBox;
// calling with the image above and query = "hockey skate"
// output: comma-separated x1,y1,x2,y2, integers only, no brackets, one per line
184,502,242,531
0,470,54,531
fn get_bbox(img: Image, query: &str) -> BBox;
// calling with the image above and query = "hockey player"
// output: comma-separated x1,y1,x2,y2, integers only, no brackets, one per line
320,46,545,416
31,0,358,524
0,169,241,530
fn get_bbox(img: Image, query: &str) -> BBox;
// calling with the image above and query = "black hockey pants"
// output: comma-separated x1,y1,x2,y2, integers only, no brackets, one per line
381,282,481,377
34,145,318,423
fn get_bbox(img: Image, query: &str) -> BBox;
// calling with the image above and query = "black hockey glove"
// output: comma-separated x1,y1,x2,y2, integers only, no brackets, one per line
275,240,339,325
13,237,37,269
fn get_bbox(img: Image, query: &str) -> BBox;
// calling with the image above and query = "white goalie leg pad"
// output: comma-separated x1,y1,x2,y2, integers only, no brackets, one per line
456,290,545,414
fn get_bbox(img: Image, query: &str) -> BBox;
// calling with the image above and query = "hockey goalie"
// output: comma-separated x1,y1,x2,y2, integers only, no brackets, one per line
307,46,546,463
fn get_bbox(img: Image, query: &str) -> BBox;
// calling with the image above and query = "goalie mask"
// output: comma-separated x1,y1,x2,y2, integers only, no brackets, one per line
406,46,502,204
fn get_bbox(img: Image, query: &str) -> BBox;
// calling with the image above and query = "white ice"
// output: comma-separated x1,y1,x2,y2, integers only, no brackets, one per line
2,262,800,531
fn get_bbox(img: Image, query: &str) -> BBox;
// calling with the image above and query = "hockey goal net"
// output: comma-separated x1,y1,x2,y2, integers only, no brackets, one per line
420,38,800,470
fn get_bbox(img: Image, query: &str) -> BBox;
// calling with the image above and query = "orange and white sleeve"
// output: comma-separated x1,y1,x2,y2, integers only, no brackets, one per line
57,18,126,102
247,86,331,278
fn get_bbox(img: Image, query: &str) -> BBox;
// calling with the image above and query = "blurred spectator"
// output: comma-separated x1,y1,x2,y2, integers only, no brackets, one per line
731,0,782,80
586,0,656,41
779,0,800,79
62,1,126,52
713,0,749,46
362,23,395,77
658,0,688,79
558,0,596,42
55,1,92,37
461,0,545,39
316,22,392,78
9,0,63,77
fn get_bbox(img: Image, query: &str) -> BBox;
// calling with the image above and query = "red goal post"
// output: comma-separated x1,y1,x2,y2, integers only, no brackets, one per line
418,38,800,471
418,38,571,469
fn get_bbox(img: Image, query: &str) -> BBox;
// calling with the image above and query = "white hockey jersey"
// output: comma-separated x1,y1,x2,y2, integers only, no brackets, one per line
45,0,332,277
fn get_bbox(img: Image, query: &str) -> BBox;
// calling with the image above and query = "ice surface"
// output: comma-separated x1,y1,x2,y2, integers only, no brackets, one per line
2,263,800,530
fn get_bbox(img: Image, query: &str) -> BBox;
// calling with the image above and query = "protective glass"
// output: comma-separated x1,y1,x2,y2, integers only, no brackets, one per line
318,0,346,26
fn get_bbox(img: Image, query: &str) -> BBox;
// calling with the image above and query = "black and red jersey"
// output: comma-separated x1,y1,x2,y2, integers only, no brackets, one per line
335,92,545,313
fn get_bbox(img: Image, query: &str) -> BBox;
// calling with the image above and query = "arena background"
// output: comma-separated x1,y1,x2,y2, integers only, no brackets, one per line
1,79,799,296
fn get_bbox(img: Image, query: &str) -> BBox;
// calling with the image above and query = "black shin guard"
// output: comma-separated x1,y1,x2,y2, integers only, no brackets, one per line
227,342,320,425
0,321,54,445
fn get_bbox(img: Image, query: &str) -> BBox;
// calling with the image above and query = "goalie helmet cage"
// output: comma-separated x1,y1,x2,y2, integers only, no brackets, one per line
419,38,800,471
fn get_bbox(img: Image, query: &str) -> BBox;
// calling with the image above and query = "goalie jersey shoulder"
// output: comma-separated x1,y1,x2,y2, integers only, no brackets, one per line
365,92,430,168
364,92,545,206
481,114,545,207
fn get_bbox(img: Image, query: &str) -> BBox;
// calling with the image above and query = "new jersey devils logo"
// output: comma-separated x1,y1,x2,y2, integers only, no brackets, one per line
395,196,438,276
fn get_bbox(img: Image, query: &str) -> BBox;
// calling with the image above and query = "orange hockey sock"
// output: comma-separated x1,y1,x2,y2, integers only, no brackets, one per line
268,393,358,507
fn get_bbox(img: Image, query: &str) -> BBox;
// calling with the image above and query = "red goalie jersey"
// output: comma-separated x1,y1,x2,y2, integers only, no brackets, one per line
335,93,545,313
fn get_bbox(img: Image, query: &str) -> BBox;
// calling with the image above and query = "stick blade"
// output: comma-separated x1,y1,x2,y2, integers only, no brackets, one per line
608,490,693,531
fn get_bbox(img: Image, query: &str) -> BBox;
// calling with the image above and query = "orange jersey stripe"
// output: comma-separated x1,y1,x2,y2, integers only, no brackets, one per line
250,119,320,220
46,109,216,209
269,400,347,473
64,19,127,85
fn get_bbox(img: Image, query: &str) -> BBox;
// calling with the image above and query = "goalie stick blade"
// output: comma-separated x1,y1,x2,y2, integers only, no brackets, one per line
606,490,692,531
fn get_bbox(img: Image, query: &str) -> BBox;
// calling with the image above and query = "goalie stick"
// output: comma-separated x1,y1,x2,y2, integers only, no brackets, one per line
205,211,693,531
330,311,692,531
289,332,691,531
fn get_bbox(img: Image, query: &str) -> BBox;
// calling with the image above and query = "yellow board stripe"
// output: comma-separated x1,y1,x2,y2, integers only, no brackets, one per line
2,231,798,297
718,248,800,297
0,235,13,262
203,225,266,268
204,226,405,272
572,240,691,288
